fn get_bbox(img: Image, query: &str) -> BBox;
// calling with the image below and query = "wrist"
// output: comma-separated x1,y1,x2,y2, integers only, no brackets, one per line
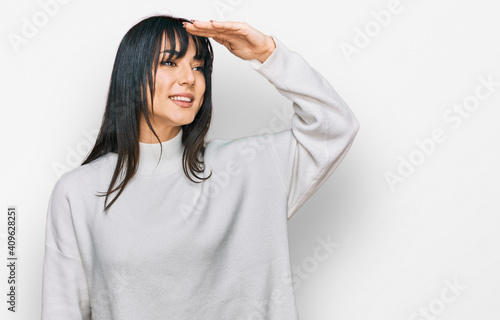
256,36,276,63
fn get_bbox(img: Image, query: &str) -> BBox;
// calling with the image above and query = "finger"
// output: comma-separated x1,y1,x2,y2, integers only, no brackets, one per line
183,22,221,35
183,24,213,37
185,29,244,41
184,27,236,39
190,20,245,33
189,20,213,29
184,28,224,38
211,37,228,46
208,20,245,31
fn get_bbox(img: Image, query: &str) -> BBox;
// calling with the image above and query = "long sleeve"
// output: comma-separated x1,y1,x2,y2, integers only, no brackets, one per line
249,36,360,220
41,175,91,319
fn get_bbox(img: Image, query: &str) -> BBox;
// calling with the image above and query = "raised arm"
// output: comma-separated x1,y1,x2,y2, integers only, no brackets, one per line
185,20,359,220
250,36,359,219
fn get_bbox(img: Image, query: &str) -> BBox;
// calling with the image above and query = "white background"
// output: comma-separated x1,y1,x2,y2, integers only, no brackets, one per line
1,0,499,319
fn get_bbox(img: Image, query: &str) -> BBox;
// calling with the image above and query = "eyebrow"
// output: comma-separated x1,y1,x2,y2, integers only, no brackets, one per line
160,49,180,55
159,50,204,62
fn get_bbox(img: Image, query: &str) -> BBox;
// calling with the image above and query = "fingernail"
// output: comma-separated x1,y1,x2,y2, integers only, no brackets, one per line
190,19,196,23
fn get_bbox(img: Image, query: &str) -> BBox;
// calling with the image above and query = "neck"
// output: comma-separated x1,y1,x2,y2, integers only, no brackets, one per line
138,123,181,144
136,127,184,177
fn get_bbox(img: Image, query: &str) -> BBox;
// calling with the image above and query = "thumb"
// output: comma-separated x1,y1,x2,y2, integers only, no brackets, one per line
212,37,231,50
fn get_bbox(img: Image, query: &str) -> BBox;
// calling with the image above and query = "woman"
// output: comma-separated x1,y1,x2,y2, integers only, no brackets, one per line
41,14,359,319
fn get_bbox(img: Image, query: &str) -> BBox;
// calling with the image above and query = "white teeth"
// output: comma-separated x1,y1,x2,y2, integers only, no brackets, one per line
170,96,192,102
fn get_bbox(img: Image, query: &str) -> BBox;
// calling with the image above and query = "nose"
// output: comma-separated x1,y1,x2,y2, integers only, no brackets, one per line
177,63,195,87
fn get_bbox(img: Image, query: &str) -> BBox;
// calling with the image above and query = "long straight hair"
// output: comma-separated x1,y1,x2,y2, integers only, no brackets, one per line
81,15,214,213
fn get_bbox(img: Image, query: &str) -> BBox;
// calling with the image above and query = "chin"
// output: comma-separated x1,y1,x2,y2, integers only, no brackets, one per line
174,116,196,126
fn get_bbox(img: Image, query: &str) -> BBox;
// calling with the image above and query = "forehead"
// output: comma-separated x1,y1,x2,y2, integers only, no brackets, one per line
160,32,195,53
159,33,204,62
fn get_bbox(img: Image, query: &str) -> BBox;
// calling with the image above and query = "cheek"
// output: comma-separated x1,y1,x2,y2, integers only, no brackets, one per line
155,72,173,93
198,81,206,98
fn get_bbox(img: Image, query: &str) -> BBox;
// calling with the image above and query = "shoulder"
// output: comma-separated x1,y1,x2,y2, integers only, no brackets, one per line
53,153,116,196
204,130,292,164
205,134,268,159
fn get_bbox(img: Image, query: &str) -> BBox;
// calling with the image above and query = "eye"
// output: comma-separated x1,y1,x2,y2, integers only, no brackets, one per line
193,65,204,72
160,60,176,67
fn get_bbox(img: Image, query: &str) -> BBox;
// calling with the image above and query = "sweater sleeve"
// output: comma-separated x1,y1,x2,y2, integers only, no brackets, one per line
41,175,91,319
249,36,360,220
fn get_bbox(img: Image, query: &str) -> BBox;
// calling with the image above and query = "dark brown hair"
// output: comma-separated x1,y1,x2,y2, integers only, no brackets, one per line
81,14,214,213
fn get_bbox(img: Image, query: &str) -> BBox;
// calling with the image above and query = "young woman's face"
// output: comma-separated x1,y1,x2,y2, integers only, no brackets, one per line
147,36,206,128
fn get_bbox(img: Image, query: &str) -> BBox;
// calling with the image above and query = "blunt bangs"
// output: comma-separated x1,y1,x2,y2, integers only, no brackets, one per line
151,18,213,77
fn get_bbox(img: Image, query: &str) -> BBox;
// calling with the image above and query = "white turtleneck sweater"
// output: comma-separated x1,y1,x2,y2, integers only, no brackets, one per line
41,36,359,320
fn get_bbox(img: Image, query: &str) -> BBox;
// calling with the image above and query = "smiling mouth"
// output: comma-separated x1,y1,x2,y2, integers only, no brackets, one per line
169,96,193,103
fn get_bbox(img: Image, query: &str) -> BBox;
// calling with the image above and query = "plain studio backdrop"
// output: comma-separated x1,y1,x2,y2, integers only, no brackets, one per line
1,0,499,319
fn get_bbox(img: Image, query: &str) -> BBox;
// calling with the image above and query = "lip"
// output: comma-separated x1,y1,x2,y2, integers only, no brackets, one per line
169,93,195,108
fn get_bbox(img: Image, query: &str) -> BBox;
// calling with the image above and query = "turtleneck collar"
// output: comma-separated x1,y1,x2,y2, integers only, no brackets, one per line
136,127,184,177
